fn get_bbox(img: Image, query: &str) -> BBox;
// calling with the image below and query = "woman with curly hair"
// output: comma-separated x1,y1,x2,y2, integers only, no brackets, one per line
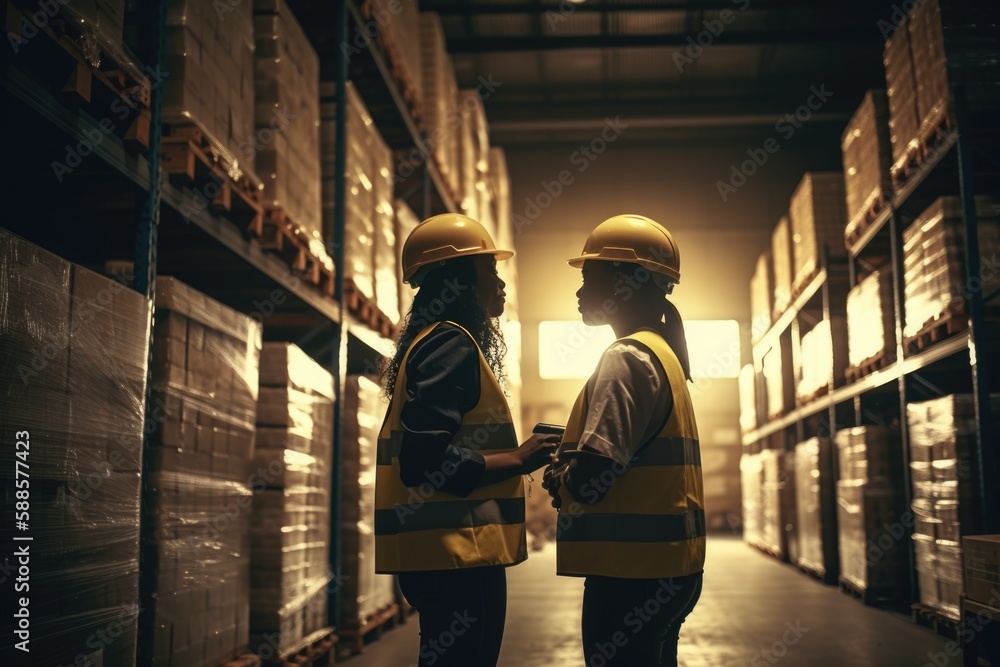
375,213,558,667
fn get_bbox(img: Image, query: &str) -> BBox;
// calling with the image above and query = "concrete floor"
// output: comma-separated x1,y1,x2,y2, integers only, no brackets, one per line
343,536,950,667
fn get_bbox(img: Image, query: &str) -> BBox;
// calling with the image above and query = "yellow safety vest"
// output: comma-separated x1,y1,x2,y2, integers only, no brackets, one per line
556,329,705,578
375,321,527,573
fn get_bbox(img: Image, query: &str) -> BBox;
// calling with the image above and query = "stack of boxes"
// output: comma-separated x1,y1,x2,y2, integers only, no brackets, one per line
320,82,378,301
796,316,848,404
372,135,399,324
750,251,772,338
144,277,261,667
162,0,256,177
420,12,460,196
340,375,397,627
759,449,786,559
740,452,763,549
395,199,421,320
0,232,149,667
883,19,920,171
738,364,757,434
841,90,893,240
789,172,848,294
702,445,743,532
491,148,517,318
908,394,1000,620
794,437,839,580
771,216,794,317
762,339,786,419
369,0,423,117
963,535,1000,609
458,90,491,232
846,269,896,370
253,0,323,247
902,196,1000,340
251,343,335,654
835,426,908,599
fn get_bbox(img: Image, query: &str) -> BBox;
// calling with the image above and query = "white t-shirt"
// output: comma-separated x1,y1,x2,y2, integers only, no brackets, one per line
577,341,674,463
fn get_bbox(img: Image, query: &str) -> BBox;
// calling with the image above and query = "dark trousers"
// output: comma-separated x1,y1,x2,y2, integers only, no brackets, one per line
397,565,507,667
582,571,703,667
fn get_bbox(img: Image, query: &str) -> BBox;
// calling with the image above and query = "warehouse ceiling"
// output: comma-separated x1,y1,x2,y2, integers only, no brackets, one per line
420,0,903,143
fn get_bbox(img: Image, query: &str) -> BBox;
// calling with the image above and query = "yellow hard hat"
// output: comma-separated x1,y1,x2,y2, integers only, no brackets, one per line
567,214,681,283
401,213,514,284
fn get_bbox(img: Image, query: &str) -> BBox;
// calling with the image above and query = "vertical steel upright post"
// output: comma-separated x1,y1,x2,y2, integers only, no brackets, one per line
952,83,997,534
329,0,349,628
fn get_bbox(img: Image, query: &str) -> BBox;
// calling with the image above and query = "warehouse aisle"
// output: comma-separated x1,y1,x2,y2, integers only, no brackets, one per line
344,535,950,667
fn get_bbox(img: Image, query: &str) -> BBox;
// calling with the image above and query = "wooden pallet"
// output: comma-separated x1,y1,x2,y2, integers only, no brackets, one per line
912,602,961,639
219,654,262,667
338,603,400,655
246,208,335,297
796,560,837,586
796,384,829,407
6,0,152,148
161,124,264,230
904,310,968,355
345,278,397,338
839,576,904,606
845,350,896,384
845,189,891,250
891,105,955,191
790,267,821,302
261,627,337,667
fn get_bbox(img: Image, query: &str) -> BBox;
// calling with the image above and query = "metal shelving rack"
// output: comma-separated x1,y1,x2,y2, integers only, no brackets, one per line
742,82,1000,604
1,0,459,642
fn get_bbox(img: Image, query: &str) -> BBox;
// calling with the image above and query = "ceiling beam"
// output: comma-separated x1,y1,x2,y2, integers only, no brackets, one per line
446,28,876,53
421,1,871,13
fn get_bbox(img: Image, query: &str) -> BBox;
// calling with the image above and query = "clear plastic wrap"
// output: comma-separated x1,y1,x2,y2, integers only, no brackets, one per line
0,231,149,666
162,0,257,180
144,277,262,667
321,81,379,299
740,452,762,548
902,196,1000,338
835,425,902,486
341,375,397,624
373,134,399,323
59,0,143,79
762,340,784,419
395,199,421,320
883,20,920,164
420,12,460,194
841,90,893,237
738,364,757,433
797,314,847,403
253,0,322,242
846,269,895,367
794,438,838,577
750,250,772,337
789,172,848,291
759,449,785,558
251,343,335,653
771,216,793,315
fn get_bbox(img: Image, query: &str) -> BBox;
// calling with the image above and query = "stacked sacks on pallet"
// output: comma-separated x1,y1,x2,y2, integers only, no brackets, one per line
902,196,1000,343
835,426,909,601
143,277,261,666
0,232,149,666
841,90,893,242
907,394,1000,620
250,343,335,656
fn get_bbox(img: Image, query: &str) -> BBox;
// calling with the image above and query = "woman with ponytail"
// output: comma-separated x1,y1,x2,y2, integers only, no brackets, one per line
375,213,558,667
544,214,705,667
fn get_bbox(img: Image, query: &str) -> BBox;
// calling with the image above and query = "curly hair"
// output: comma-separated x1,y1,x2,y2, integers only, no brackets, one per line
380,255,507,399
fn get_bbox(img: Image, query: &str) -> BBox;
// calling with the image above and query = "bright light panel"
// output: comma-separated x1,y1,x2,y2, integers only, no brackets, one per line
538,319,740,380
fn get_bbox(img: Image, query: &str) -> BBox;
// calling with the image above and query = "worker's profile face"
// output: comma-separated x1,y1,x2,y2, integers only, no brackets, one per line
577,261,615,326
473,254,506,318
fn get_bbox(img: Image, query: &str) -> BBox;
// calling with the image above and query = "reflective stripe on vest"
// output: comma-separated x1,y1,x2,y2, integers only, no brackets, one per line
374,321,527,573
556,329,706,578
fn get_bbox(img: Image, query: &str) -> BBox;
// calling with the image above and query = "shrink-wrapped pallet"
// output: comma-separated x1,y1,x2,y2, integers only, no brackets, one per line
841,91,893,240
0,231,149,667
395,199,421,320
162,0,256,176
760,449,786,559
789,172,848,293
420,13,460,195
738,364,757,433
321,82,385,300
750,250,772,339
143,277,262,666
794,438,838,579
372,134,398,323
835,427,908,598
847,270,895,368
254,0,322,243
771,216,793,316
702,445,742,532
902,196,1000,339
458,89,491,230
341,375,397,626
883,21,921,166
963,535,1000,606
251,343,334,654
762,339,785,419
740,453,763,547
796,316,848,404
369,0,423,115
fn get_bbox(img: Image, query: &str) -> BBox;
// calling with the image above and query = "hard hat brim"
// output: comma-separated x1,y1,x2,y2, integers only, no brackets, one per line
566,253,680,283
404,247,514,283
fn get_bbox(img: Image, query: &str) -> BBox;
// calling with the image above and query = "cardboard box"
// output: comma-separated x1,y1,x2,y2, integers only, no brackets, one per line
964,535,1000,606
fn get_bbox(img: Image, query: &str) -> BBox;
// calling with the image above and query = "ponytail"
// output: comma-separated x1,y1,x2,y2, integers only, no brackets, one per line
659,298,692,382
